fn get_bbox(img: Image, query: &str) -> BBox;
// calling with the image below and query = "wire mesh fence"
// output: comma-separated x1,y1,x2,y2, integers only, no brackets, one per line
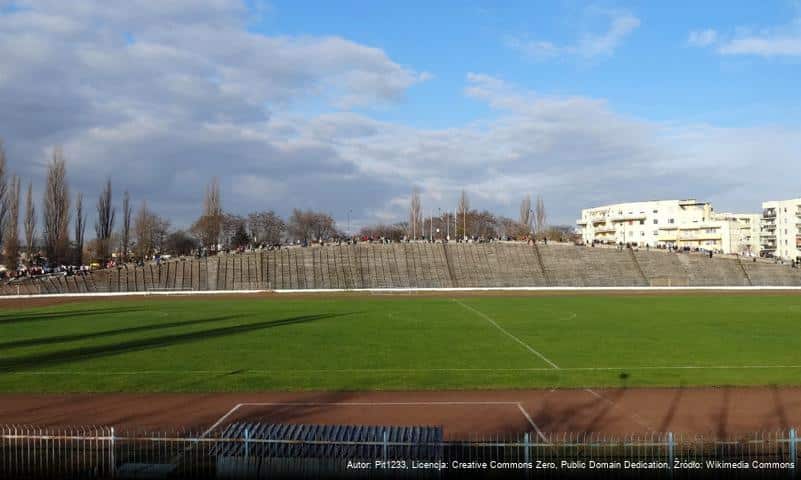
1,425,800,479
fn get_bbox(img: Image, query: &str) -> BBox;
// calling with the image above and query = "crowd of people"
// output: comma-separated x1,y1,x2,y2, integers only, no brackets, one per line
1,263,92,282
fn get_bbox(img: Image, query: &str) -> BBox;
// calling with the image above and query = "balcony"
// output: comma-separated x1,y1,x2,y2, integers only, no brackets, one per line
595,227,616,234
679,233,721,241
763,208,777,218
610,214,646,222
576,219,587,226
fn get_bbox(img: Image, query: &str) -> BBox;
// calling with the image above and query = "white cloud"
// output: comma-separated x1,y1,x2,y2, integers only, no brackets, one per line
719,35,801,56
1,1,800,230
688,29,718,47
691,18,801,56
507,10,640,60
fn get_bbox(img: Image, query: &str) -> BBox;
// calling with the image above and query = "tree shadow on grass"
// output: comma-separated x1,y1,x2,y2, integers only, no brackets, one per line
0,312,351,373
0,307,148,326
0,315,259,351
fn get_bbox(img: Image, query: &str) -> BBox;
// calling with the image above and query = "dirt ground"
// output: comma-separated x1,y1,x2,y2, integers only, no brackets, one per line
1,387,800,439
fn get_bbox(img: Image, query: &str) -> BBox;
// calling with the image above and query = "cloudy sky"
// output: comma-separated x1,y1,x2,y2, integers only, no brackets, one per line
1,0,800,231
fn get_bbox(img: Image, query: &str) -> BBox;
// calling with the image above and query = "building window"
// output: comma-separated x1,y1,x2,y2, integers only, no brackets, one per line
669,218,675,224
653,219,658,224
639,220,645,225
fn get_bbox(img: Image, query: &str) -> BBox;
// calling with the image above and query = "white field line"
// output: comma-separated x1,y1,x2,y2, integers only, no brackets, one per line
5,285,801,300
10,365,801,375
205,401,546,443
452,299,561,369
449,299,657,433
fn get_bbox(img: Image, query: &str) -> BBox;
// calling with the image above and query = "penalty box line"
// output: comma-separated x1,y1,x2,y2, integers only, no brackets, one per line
452,299,561,370
451,299,654,431
203,401,547,443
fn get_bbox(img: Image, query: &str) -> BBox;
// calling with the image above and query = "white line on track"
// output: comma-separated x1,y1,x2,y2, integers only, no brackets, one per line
201,403,244,438
204,401,547,443
452,299,561,369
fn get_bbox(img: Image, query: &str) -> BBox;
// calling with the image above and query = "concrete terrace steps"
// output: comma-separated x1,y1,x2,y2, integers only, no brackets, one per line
5,243,801,295
741,259,801,286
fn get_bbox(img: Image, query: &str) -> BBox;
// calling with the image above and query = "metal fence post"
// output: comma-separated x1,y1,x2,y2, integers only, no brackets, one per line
244,427,250,466
523,433,531,480
110,427,115,478
790,428,797,476
668,432,675,475
382,429,388,464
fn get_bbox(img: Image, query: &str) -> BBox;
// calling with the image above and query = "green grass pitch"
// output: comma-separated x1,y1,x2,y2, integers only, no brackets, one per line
1,294,801,392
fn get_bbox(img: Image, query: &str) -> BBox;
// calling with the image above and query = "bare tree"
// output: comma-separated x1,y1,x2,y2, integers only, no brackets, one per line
358,223,405,242
288,209,339,244
3,176,20,270
133,201,171,260
42,148,71,264
247,210,286,246
0,141,7,254
221,213,247,249
95,178,115,262
497,216,520,239
457,190,470,239
133,201,153,260
534,194,547,238
519,194,532,235
121,190,132,261
192,178,223,250
24,180,36,262
408,187,422,240
74,192,87,265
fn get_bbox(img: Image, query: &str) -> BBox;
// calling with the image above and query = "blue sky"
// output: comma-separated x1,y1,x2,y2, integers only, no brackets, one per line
255,0,801,127
1,0,800,229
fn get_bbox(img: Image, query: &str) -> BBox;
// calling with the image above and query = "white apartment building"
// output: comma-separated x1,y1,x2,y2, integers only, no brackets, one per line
712,212,761,257
761,198,801,261
576,200,760,255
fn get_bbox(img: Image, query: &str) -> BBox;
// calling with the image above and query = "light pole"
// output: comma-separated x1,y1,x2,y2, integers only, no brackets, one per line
446,208,449,240
347,209,352,238
463,206,467,241
530,208,535,240
438,207,442,241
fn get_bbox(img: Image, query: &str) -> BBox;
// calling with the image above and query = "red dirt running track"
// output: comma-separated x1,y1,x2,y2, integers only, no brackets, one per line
2,387,801,439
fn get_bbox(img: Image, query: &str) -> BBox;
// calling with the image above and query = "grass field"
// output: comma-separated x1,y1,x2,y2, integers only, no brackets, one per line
1,294,801,392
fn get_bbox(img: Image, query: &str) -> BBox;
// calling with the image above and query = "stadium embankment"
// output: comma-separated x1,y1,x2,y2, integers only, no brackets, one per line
3,243,800,295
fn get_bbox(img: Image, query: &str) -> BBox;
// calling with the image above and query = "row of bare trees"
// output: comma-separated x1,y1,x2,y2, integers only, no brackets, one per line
402,189,551,241
188,177,343,251
1,142,33,270
0,143,149,268
1,139,567,272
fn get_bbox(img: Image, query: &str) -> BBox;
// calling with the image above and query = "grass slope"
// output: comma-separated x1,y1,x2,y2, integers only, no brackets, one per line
1,294,800,392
